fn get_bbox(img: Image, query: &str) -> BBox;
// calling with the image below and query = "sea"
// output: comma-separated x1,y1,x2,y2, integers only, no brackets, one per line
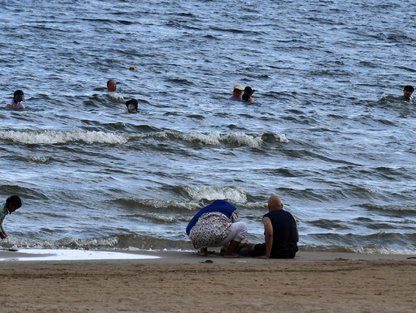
0,0,415,254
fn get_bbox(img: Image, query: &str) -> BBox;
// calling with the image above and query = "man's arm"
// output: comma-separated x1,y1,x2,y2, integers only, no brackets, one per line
263,217,273,258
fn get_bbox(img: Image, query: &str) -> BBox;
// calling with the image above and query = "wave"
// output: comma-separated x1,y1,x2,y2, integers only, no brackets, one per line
137,131,288,148
309,219,351,230
181,186,248,203
0,130,128,145
112,198,195,213
2,233,414,255
0,184,48,200
0,129,288,148
276,185,375,202
362,203,416,216
1,234,193,250
307,232,416,252
27,156,52,163
299,245,416,255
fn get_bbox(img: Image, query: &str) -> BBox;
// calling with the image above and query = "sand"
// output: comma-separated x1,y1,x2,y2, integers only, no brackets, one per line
0,250,415,313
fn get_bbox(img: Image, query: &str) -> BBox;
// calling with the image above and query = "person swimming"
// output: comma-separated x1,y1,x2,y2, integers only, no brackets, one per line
403,85,414,102
6,90,25,110
106,79,125,103
125,99,138,113
242,86,255,104
229,84,244,101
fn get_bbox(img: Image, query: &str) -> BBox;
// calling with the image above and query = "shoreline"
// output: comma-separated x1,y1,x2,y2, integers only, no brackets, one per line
0,248,415,263
1,249,415,312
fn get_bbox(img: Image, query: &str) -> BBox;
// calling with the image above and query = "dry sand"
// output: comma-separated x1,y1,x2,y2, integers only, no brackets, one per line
0,250,415,313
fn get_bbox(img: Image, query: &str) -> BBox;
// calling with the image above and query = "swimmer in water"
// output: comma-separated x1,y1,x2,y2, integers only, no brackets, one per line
106,79,125,103
107,79,117,92
242,86,255,104
403,85,414,102
229,84,244,101
125,99,138,113
6,90,25,110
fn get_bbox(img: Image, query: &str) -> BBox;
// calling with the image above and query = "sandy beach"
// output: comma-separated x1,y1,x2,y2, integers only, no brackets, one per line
0,250,415,313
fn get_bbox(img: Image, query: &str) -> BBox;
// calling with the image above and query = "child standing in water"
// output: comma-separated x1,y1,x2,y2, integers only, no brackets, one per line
0,195,22,239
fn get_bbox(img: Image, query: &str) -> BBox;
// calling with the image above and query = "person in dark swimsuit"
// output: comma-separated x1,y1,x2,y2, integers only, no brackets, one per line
242,86,255,104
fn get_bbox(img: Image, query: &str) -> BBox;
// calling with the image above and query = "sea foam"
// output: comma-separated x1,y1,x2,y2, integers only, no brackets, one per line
0,130,128,145
184,186,247,203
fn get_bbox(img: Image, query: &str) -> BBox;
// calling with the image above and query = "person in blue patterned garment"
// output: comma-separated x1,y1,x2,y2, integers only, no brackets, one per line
186,200,247,257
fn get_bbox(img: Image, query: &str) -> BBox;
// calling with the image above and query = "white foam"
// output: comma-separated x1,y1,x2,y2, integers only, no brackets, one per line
0,249,160,262
222,132,262,148
352,247,416,255
28,156,51,163
183,131,288,147
0,130,128,145
278,133,289,143
186,186,247,203
143,131,287,148
182,132,221,145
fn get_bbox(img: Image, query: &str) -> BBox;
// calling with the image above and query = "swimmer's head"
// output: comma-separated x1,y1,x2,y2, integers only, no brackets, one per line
403,85,414,100
125,99,138,113
232,84,244,98
5,195,22,213
243,86,255,96
107,79,117,92
13,90,24,103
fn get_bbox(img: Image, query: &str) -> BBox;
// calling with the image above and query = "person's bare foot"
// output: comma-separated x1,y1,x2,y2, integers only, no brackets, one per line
197,248,208,256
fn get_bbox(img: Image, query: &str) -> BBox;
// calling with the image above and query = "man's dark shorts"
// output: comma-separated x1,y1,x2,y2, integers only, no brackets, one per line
251,243,297,259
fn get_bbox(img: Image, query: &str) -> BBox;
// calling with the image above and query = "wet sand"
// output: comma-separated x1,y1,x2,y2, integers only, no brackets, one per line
0,250,415,313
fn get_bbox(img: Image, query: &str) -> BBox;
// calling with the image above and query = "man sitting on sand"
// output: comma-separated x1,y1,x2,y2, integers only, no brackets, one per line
403,85,414,102
0,195,22,239
229,84,244,101
250,195,298,259
6,90,25,110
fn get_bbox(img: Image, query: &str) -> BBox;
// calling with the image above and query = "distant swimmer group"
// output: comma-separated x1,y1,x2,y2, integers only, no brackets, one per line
229,84,255,103
4,82,414,112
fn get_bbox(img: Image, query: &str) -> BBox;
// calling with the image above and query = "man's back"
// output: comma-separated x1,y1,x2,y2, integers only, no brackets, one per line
264,210,298,258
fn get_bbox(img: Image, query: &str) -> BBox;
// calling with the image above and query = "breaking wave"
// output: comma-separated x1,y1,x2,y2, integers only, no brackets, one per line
0,129,288,148
0,130,128,145
182,186,248,203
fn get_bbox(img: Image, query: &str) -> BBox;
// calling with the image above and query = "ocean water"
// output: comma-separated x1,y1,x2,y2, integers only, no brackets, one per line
0,0,415,254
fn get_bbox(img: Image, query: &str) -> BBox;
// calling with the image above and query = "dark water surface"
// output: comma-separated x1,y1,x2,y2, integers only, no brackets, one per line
0,0,415,253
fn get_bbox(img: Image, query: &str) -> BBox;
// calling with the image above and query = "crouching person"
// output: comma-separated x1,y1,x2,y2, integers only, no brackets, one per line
251,195,298,259
1,195,23,239
186,200,247,257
